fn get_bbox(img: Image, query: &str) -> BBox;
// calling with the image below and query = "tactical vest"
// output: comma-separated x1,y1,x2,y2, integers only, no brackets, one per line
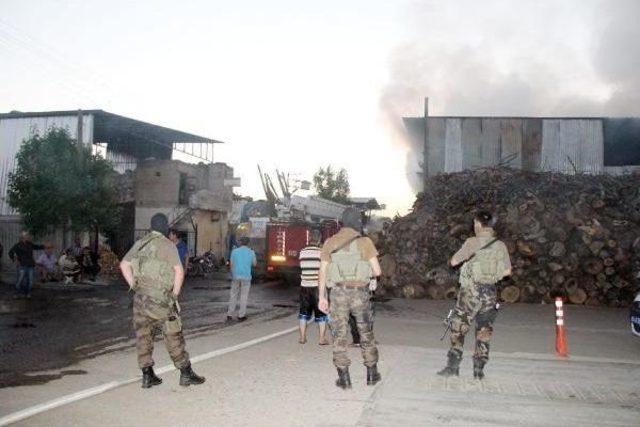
131,232,175,301
326,239,372,287
461,238,504,285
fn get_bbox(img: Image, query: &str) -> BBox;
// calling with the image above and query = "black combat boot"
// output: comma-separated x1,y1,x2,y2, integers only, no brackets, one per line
437,352,460,377
179,364,206,386
366,365,381,386
473,358,486,380
141,367,162,389
336,368,352,390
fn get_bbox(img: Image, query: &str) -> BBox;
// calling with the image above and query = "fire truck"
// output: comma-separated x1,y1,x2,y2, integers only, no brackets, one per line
265,219,340,284
248,167,379,284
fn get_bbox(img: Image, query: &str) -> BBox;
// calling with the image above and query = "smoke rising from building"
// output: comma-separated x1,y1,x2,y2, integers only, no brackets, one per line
380,0,640,193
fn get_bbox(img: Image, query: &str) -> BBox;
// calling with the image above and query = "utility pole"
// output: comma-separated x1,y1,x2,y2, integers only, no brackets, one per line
423,97,429,189
77,109,83,146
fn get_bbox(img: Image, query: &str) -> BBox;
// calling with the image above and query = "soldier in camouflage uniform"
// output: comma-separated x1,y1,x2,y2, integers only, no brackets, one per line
438,211,511,380
319,208,382,389
120,217,205,388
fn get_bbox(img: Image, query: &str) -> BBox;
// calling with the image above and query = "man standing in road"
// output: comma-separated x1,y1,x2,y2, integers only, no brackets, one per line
227,236,257,322
298,229,329,345
437,211,511,380
168,229,189,270
9,232,44,298
319,207,382,389
120,218,205,388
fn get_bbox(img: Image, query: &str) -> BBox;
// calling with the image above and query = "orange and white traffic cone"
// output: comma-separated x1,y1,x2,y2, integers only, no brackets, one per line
555,297,569,358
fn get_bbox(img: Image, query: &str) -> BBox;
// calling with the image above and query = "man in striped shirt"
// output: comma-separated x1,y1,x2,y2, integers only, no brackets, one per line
298,229,329,345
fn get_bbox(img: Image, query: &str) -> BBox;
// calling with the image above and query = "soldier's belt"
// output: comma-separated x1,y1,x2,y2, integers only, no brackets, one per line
335,282,368,288
135,284,173,302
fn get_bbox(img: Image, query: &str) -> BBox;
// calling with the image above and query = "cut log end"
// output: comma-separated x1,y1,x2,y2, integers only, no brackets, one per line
501,285,521,303
568,288,587,305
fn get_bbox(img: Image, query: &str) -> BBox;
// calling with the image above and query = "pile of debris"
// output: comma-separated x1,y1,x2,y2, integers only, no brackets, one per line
375,167,640,306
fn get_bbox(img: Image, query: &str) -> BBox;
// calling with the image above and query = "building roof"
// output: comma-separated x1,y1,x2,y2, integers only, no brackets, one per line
1,109,224,145
403,115,632,121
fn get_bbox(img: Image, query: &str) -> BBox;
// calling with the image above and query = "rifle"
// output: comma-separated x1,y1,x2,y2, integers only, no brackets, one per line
440,309,454,341
441,237,499,340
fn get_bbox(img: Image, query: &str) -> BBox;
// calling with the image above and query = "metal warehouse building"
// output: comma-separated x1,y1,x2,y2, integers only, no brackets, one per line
0,109,231,270
404,102,640,187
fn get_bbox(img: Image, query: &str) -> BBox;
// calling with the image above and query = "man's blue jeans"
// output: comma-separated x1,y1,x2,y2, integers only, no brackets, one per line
16,266,34,296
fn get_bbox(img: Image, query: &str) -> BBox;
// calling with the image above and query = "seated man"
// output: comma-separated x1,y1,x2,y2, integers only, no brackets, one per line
36,243,60,283
59,249,81,284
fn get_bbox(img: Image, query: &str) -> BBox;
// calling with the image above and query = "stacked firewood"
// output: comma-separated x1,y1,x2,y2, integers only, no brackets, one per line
374,167,640,306
98,247,121,277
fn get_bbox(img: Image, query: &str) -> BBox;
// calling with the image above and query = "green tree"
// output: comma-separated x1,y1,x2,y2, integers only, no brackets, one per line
312,165,350,204
7,127,120,237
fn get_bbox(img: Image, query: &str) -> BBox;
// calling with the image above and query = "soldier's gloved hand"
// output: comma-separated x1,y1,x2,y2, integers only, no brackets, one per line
368,277,378,292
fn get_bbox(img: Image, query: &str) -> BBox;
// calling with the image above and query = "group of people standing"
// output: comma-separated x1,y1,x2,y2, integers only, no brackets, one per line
120,207,511,389
296,208,512,385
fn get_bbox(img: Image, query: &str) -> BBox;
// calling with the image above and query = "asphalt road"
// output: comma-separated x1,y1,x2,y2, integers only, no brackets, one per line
1,275,639,426
0,273,298,388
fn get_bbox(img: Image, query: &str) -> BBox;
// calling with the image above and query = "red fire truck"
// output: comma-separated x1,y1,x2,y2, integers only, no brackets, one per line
265,219,340,284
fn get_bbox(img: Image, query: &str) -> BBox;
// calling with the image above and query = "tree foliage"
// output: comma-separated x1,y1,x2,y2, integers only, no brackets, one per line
312,165,350,204
7,127,120,236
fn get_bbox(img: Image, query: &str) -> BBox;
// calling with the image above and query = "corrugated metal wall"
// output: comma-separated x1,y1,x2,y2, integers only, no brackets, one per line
107,148,138,174
0,114,94,215
540,119,603,174
426,118,446,176
424,117,604,177
444,119,463,172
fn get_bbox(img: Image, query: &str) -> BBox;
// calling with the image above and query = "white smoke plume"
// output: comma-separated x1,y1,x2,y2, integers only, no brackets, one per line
380,0,640,192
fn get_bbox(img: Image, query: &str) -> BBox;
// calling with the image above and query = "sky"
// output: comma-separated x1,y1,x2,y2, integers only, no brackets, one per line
2,0,638,215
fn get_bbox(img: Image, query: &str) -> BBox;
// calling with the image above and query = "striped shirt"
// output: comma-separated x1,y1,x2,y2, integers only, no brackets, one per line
299,246,321,287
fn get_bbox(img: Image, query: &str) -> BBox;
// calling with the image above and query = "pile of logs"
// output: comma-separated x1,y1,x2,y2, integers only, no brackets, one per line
98,247,121,277
374,167,640,306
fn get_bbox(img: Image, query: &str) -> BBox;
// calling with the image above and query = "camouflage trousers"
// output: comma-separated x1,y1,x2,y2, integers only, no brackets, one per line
447,283,498,367
133,293,190,370
329,285,378,368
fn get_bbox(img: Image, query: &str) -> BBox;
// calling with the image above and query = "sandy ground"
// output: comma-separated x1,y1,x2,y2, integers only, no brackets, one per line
1,281,639,426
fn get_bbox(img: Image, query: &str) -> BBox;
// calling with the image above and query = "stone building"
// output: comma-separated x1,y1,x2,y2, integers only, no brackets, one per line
131,159,237,258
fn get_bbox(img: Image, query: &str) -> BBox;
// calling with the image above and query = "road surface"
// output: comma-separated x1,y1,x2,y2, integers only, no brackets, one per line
1,275,639,426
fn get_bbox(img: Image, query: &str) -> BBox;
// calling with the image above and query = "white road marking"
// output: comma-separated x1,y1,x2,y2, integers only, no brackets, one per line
0,326,297,426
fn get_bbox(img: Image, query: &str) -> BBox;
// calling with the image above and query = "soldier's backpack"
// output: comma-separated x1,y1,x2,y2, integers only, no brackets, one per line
326,235,372,286
130,232,174,299
464,238,505,285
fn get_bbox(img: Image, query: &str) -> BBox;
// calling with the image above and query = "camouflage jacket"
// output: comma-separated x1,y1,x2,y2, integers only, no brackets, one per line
123,231,180,301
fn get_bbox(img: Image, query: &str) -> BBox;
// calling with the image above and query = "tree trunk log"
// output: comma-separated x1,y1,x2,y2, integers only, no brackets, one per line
501,285,521,303
568,288,587,305
583,258,604,275
444,286,458,300
426,285,444,300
